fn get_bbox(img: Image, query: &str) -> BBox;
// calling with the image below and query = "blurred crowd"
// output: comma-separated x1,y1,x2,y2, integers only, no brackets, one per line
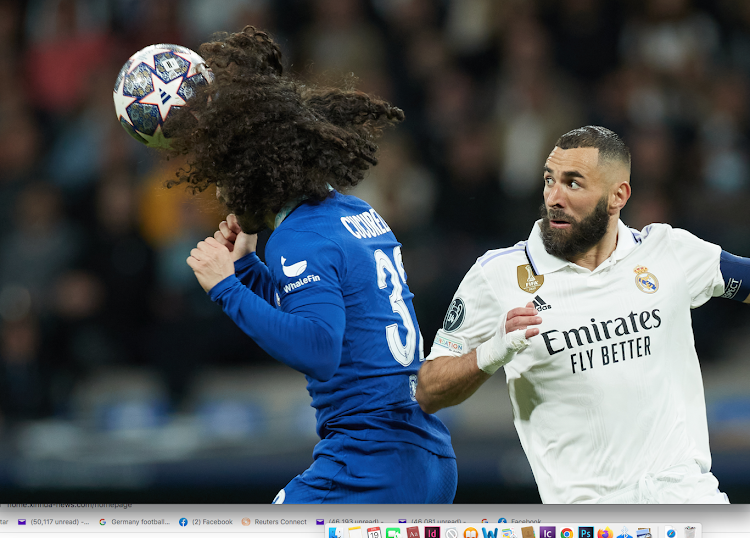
2,0,750,424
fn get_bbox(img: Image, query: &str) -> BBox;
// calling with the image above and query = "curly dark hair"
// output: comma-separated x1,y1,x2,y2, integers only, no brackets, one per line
164,26,405,233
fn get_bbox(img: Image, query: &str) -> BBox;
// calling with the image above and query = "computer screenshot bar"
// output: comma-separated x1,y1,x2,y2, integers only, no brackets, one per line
2,535,317,538
1,504,746,537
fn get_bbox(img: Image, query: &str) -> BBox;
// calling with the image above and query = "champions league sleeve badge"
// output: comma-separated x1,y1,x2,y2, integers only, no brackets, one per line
443,298,466,332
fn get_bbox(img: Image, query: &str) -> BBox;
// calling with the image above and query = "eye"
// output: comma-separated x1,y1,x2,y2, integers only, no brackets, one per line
570,180,581,189
544,176,553,186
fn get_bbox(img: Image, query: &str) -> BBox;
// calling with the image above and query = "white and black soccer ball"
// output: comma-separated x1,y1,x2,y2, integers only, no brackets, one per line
113,44,213,148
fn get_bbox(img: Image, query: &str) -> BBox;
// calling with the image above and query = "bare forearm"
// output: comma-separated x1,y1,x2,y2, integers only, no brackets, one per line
416,351,492,414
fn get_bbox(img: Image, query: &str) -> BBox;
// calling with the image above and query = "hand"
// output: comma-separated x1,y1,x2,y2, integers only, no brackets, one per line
186,237,235,292
476,302,542,375
505,302,542,338
213,214,258,262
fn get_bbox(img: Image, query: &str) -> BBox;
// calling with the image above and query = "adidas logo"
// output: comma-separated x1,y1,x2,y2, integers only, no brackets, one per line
533,295,552,311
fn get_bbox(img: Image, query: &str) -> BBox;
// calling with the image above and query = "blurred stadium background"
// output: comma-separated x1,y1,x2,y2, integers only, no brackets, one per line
1,0,750,503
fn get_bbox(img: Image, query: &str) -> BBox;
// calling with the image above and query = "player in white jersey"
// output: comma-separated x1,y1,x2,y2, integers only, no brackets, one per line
417,125,750,503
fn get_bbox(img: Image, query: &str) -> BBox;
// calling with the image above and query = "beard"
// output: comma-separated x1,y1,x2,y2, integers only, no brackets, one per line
539,197,610,259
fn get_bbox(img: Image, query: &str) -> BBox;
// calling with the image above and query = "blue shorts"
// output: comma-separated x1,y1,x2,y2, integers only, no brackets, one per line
272,434,457,504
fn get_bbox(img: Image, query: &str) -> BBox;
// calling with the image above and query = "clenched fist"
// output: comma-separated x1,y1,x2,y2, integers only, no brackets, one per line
187,237,235,292
213,214,258,262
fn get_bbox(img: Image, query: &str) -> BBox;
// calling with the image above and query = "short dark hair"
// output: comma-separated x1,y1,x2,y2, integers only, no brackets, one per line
555,126,631,169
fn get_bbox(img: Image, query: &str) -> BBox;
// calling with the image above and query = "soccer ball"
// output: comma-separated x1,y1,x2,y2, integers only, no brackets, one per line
113,44,213,148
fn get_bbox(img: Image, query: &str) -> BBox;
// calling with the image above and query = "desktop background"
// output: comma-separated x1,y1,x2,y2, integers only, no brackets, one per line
1,0,749,503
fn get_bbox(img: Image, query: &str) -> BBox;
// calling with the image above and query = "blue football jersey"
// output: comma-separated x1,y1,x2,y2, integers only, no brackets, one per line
263,191,453,457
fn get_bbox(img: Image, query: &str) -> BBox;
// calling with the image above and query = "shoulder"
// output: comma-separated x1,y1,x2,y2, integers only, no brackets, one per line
631,222,672,244
269,194,349,246
268,225,342,253
298,191,375,218
631,223,722,271
286,193,390,239
267,193,389,269
453,241,529,293
266,225,345,273
476,241,529,270
635,222,719,249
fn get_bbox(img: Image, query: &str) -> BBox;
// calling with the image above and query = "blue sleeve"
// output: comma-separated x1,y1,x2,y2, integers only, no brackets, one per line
268,228,348,316
209,230,348,381
719,250,750,301
209,275,345,381
234,252,275,304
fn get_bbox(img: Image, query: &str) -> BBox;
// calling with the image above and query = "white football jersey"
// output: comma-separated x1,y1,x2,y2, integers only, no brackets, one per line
427,220,725,503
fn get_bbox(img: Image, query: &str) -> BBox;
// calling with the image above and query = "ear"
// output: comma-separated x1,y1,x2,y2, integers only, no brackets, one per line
609,181,631,215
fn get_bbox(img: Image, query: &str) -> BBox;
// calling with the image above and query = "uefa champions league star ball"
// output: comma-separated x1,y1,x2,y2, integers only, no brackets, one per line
113,44,213,148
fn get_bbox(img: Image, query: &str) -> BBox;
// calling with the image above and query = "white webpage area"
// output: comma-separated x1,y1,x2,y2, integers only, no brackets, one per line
0,505,746,538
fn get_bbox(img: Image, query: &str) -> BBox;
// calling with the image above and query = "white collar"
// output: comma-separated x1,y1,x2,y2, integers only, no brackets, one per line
525,219,638,275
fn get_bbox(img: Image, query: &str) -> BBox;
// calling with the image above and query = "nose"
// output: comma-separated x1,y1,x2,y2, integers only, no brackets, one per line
545,181,565,208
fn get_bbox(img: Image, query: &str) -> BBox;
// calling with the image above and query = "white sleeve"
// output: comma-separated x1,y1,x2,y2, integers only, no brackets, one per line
425,261,503,360
669,227,724,308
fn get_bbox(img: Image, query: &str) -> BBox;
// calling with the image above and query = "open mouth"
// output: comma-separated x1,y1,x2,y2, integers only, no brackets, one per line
549,219,571,229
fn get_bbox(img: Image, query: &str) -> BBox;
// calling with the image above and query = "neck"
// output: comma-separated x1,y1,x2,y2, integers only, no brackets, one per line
235,200,303,234
567,217,620,271
271,197,305,230
271,185,332,230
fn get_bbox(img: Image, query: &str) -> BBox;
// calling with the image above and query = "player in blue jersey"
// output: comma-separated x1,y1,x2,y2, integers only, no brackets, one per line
164,26,456,503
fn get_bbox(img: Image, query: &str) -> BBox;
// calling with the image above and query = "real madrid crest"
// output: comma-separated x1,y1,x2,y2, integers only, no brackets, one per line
517,264,544,294
634,265,659,294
